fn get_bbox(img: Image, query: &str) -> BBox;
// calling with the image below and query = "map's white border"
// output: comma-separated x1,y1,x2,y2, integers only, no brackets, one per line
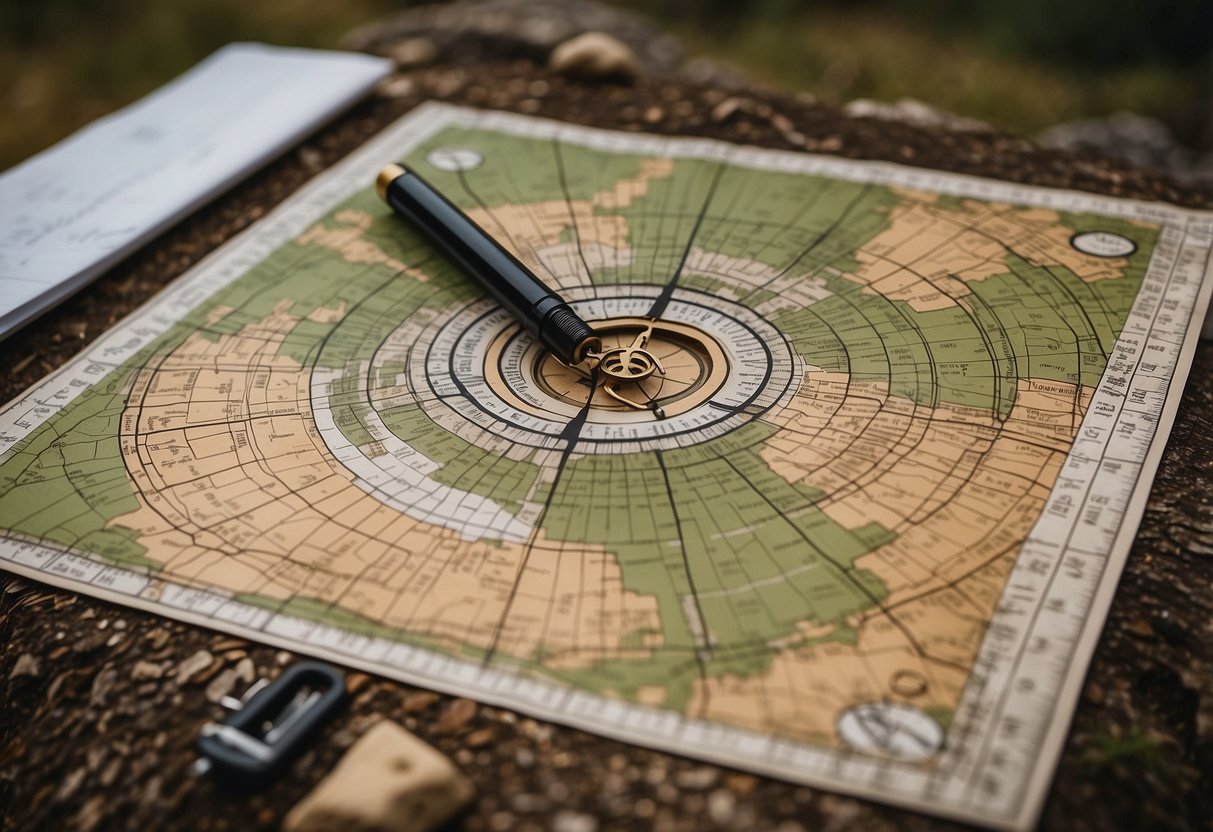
1,102,1211,831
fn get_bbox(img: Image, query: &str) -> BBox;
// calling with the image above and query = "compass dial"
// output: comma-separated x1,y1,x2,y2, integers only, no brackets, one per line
523,316,728,417
368,284,801,455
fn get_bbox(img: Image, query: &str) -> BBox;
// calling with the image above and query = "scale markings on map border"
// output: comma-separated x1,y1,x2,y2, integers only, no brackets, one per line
0,103,1211,832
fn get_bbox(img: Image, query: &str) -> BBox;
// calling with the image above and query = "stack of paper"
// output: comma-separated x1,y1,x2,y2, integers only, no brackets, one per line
0,42,392,340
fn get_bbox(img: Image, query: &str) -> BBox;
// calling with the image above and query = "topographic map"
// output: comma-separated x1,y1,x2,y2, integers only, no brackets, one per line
1,104,1211,829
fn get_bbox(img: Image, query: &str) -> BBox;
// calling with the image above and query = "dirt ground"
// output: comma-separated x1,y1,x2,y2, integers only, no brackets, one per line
2,48,1213,832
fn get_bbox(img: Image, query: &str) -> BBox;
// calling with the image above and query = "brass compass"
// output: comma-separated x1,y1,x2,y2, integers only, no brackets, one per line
534,316,729,420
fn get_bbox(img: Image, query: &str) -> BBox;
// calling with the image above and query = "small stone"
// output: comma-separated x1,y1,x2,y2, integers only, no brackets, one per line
711,96,747,124
145,628,170,649
549,32,639,83
205,667,239,704
131,660,165,681
99,758,122,788
346,672,372,695
90,666,118,706
552,810,598,832
515,748,535,768
1084,681,1106,705
75,795,107,832
465,727,495,748
434,698,477,735
1124,617,1154,637
403,691,440,714
56,766,87,801
725,773,759,796
210,637,247,652
707,788,736,824
10,653,40,679
817,794,862,831
510,793,550,813
674,766,718,790
643,105,664,124
233,656,255,686
390,37,439,69
176,649,214,684
283,721,474,832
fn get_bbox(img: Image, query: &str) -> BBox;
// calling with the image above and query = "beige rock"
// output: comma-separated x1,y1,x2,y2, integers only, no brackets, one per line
549,32,639,82
283,721,475,832
389,37,439,69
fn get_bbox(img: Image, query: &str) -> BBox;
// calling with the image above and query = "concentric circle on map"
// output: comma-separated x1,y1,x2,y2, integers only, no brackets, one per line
837,703,944,761
426,147,485,172
373,284,800,455
1070,231,1137,258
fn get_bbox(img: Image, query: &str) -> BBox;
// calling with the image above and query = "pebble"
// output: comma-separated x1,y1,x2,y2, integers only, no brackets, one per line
176,649,214,684
378,75,417,99
552,810,598,832
391,37,439,69
145,628,170,649
205,667,240,704
549,32,639,82
465,727,495,748
817,794,862,831
98,758,122,788
727,773,759,796
90,666,118,706
284,721,474,832
131,660,166,681
345,672,372,695
233,656,256,686
435,698,477,735
75,795,107,832
10,653,40,679
402,691,440,713
707,788,736,824
510,793,550,813
55,766,87,801
674,766,718,790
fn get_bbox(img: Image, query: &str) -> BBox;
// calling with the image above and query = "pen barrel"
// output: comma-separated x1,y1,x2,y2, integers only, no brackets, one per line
380,166,597,365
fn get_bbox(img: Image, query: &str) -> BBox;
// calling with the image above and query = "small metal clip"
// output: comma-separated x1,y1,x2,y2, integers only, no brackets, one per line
193,661,347,788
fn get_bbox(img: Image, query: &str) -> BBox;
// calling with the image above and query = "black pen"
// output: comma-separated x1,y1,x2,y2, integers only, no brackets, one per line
376,163,601,366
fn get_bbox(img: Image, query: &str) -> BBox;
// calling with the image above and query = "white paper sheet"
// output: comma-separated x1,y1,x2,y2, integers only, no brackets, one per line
0,42,392,340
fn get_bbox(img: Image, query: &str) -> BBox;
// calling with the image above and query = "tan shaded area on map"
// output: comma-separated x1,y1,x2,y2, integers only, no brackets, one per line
703,372,1086,741
850,191,1139,311
109,304,660,668
464,158,674,290
298,209,430,282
